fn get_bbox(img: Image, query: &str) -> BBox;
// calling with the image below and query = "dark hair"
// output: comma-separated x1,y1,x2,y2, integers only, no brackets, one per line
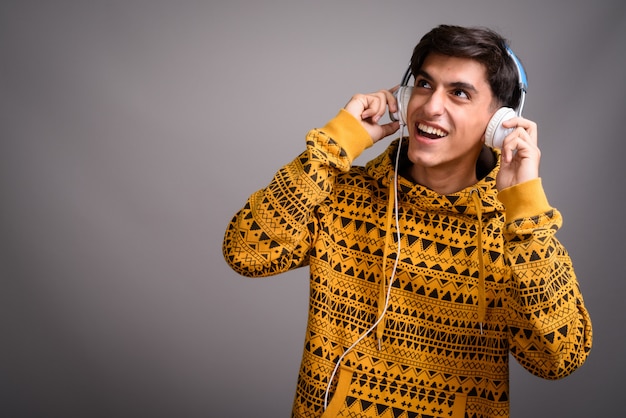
410,25,523,110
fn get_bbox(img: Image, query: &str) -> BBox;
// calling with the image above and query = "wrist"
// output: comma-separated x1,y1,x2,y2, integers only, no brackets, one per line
497,178,551,222
321,109,373,162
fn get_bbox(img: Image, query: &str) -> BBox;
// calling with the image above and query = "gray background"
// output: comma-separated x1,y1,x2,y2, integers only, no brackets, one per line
1,0,624,417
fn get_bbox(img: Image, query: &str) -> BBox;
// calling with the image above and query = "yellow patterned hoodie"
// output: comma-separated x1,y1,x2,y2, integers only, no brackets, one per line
222,110,592,418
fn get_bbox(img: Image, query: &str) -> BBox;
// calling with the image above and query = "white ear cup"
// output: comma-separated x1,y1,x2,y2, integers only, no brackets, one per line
485,107,516,149
390,86,413,125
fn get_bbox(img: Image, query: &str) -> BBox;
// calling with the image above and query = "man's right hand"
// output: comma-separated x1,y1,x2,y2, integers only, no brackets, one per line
343,88,400,143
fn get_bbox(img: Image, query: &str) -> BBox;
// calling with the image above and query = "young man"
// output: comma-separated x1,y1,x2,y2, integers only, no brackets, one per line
222,25,592,418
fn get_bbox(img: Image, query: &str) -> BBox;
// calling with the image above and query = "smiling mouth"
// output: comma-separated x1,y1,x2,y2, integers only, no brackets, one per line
417,123,448,139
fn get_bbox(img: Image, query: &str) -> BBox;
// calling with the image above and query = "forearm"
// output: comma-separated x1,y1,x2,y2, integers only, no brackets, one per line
222,110,372,277
499,179,593,379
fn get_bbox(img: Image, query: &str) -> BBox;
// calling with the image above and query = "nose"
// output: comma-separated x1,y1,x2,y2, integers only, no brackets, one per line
422,90,445,117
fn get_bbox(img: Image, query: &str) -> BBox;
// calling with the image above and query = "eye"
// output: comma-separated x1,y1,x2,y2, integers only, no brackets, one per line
452,89,469,99
415,78,431,89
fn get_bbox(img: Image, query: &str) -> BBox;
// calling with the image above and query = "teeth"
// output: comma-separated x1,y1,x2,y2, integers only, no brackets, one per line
418,123,447,137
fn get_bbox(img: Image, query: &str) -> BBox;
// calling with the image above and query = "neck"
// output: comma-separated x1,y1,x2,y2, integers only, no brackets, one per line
407,164,479,195
403,146,494,195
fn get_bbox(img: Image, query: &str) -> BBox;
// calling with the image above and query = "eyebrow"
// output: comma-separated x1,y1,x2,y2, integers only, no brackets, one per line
416,69,479,94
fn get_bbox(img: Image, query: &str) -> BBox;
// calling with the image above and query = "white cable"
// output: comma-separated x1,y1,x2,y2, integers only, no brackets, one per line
323,126,405,410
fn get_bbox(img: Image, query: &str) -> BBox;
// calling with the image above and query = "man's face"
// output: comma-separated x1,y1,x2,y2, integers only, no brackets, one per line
405,53,496,182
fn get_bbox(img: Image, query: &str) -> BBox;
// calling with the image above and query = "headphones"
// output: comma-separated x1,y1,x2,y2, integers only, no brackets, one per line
390,45,528,149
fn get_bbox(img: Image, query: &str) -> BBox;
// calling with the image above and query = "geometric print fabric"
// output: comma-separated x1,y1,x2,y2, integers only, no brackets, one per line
223,124,592,418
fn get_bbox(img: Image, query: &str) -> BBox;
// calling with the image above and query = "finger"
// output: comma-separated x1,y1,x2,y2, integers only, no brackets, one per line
373,89,398,122
384,88,399,114
502,117,537,134
345,93,378,121
514,127,529,143
360,95,383,121
502,118,538,146
373,90,390,118
346,90,397,124
513,126,537,148
364,91,390,123
503,132,539,163
501,116,525,129
373,121,400,143
502,140,525,164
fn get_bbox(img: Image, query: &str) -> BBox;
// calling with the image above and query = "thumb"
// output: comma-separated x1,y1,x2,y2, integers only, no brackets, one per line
372,121,401,143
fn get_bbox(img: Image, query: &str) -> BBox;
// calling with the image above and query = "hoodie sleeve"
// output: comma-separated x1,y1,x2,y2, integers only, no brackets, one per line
222,110,373,277
498,178,592,379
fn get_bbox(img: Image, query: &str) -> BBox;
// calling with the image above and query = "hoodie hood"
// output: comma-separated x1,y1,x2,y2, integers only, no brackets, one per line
364,138,504,341
365,138,503,216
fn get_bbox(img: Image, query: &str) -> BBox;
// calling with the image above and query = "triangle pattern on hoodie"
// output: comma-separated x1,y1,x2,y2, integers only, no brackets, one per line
223,120,592,418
